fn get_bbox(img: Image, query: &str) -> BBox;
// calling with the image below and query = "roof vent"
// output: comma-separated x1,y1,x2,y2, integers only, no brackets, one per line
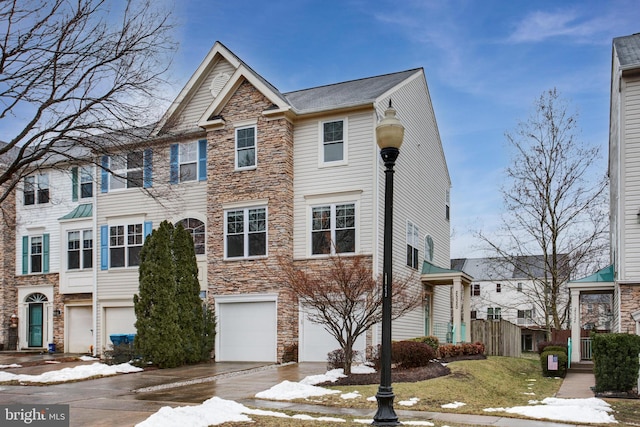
210,72,231,98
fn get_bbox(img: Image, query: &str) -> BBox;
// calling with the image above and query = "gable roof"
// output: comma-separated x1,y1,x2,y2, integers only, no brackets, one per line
614,33,640,70
283,69,421,115
452,255,569,281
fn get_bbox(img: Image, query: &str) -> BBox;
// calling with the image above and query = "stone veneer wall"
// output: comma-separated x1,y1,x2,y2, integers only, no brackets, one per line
14,273,61,349
619,284,640,334
0,188,16,348
207,80,296,362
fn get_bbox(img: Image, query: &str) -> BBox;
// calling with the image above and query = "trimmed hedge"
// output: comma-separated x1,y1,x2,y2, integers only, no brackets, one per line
592,333,640,393
540,349,567,377
537,341,568,354
438,342,486,358
369,341,436,370
408,336,440,352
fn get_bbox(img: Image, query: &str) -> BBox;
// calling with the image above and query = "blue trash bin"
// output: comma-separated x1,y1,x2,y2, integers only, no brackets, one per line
126,334,136,345
48,343,55,353
110,334,125,346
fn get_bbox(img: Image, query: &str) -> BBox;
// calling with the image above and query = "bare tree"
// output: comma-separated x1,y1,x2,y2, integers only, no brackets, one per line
0,0,176,205
476,88,609,337
278,254,421,375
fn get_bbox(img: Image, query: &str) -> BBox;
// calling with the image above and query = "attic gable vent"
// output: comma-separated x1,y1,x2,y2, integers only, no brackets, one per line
210,72,231,98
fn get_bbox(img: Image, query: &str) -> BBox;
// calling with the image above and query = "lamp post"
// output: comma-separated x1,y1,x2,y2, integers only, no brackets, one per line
373,100,404,426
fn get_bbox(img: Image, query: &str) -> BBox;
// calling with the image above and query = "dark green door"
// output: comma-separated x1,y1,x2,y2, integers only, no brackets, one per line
28,303,43,347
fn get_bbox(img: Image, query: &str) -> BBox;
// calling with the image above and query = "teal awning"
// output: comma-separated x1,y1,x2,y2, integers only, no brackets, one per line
422,260,464,275
570,264,614,283
59,203,93,220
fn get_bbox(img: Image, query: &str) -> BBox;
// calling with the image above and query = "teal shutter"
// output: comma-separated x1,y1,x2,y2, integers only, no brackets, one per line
144,221,152,238
42,233,50,273
71,167,78,201
101,225,108,270
143,149,153,188
22,236,28,274
101,156,109,193
198,139,207,181
170,144,179,184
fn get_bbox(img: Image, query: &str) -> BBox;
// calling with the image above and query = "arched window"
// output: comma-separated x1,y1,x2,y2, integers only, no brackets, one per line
177,218,205,255
26,293,48,303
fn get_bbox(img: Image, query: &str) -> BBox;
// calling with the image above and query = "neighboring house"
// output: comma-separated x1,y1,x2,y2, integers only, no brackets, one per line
569,32,640,362
5,41,455,362
452,256,562,352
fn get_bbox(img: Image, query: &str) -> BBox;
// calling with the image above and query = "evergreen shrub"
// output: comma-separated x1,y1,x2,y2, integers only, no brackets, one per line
540,349,567,377
592,333,640,393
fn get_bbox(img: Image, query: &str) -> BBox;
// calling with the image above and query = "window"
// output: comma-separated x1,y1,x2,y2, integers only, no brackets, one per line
235,126,256,169
406,222,420,269
311,203,355,255
179,142,198,181
109,152,143,190
496,283,501,293
170,141,207,184
517,309,533,323
424,235,434,262
517,282,523,292
109,224,143,267
24,174,49,205
225,207,267,258
471,310,477,320
31,236,43,273
22,235,49,274
178,218,205,255
322,120,344,163
68,230,93,270
80,167,93,198
445,189,450,221
487,307,502,320
472,284,480,296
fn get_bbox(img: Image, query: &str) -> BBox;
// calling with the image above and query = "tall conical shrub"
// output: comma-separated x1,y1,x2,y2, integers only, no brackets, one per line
134,221,184,368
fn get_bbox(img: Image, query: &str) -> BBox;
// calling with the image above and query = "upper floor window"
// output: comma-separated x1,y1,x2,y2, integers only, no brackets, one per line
424,235,434,262
72,167,93,201
225,207,267,259
311,203,355,255
170,140,207,183
517,282,523,292
322,120,345,163
406,221,420,269
235,126,256,170
110,152,143,190
109,224,143,267
68,230,93,270
101,149,152,193
178,218,205,255
470,310,477,320
472,284,480,296
24,174,49,205
517,309,533,322
22,234,49,274
496,283,502,293
445,189,450,221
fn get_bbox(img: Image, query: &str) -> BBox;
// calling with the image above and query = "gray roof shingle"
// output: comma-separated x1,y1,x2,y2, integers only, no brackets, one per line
614,33,640,69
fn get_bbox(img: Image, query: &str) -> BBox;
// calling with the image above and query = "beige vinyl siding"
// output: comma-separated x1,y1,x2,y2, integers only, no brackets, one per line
610,53,622,275
620,76,640,280
173,58,236,131
15,168,78,275
373,72,452,340
292,111,376,258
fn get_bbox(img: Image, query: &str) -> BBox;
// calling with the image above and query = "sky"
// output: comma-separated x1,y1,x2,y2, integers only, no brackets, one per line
0,361,617,425
163,0,640,259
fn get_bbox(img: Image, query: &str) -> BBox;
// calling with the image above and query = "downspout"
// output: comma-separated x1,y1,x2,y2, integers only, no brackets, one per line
92,165,98,356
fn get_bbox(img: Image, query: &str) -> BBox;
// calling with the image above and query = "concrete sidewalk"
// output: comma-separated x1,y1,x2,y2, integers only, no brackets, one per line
0,352,598,427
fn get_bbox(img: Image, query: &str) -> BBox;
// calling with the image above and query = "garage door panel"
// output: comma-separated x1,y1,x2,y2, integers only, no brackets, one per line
67,306,93,353
218,301,276,362
104,306,136,348
300,310,366,362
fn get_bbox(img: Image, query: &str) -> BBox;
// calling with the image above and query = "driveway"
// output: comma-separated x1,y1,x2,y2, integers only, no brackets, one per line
0,355,327,427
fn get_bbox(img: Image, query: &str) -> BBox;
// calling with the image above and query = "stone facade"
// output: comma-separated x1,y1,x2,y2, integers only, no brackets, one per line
619,284,640,334
14,273,60,349
207,80,296,362
0,188,16,349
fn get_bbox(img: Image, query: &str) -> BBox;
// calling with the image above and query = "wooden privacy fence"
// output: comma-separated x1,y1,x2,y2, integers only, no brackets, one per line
471,319,522,358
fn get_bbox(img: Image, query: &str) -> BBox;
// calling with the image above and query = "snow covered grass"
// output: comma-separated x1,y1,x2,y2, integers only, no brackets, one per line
0,362,142,385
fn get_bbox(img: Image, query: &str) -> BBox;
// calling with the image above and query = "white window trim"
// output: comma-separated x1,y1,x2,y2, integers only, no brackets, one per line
318,117,348,167
23,173,50,206
79,166,94,199
29,235,44,274
108,152,143,191
179,141,199,182
308,201,357,257
67,229,93,271
223,205,268,260
235,124,257,171
108,222,144,268
406,221,420,269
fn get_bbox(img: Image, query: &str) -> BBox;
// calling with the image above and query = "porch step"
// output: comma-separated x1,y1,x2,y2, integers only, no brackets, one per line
568,361,594,373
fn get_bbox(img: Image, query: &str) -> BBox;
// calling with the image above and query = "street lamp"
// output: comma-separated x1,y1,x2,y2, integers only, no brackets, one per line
373,100,404,426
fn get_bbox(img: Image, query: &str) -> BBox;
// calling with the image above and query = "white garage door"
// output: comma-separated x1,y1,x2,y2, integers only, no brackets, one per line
67,306,93,353
218,301,276,362
300,310,366,362
103,306,136,347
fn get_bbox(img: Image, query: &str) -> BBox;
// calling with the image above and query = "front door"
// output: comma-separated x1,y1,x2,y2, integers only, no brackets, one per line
28,303,43,347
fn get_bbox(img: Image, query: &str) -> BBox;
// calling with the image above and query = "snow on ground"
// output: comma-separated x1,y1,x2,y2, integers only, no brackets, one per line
0,364,21,369
0,362,141,384
441,401,466,409
484,397,617,424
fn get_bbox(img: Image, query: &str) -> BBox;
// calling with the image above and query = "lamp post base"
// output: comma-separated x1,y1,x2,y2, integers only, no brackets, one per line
372,387,400,426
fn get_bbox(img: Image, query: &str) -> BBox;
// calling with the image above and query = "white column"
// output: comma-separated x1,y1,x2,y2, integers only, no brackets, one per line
452,277,462,344
570,288,581,363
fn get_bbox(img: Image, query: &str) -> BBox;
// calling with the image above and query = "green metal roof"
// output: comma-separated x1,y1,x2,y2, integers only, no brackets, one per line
570,264,614,283
59,203,93,220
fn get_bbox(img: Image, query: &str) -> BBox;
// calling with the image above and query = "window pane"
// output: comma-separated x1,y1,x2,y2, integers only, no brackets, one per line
110,226,124,246
68,251,80,270
237,128,255,148
179,142,197,162
180,163,197,182
323,121,343,142
127,170,143,188
81,168,93,198
248,232,266,256
227,211,244,234
413,247,419,268
31,254,42,273
68,231,80,249
312,231,331,254
227,235,244,258
312,207,330,231
128,245,142,266
336,204,355,228
237,147,255,168
83,248,92,269
110,247,125,267
110,175,126,190
68,231,80,270
128,224,143,245
335,229,355,253
127,152,143,169
406,244,413,267
248,208,266,232
324,142,343,162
